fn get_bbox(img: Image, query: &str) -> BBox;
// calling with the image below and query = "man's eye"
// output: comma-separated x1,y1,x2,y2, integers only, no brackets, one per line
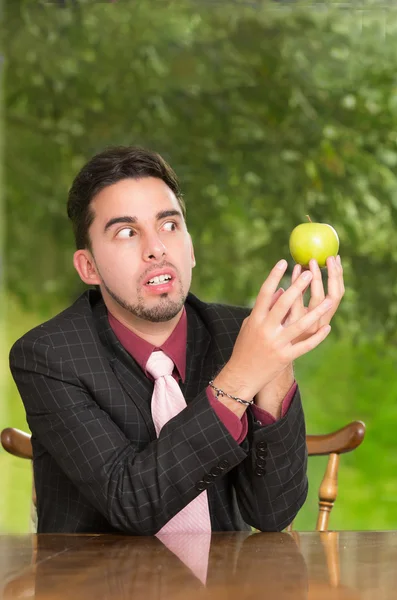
163,221,177,231
116,228,135,239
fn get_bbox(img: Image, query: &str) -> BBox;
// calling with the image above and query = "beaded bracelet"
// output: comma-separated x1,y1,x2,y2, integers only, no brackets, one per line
208,380,254,407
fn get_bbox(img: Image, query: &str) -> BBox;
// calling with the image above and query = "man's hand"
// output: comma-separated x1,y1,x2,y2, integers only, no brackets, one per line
283,255,345,342
213,259,334,403
253,255,344,417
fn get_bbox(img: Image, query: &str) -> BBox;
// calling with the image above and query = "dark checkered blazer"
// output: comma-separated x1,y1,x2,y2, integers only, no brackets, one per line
9,289,308,534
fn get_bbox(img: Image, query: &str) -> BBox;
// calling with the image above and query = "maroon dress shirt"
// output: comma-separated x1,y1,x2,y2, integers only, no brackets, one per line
108,308,296,444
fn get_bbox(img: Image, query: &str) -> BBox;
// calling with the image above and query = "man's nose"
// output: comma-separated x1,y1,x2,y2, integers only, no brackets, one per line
142,233,167,262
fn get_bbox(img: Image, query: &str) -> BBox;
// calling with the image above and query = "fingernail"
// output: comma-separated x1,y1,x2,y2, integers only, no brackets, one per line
337,255,341,266
323,299,332,309
309,259,318,268
276,259,287,270
302,271,312,281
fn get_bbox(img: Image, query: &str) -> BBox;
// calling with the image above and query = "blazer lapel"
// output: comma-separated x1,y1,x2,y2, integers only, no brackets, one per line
181,301,213,403
91,295,156,440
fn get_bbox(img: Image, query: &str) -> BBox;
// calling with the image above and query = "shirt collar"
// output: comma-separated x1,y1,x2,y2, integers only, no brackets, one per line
107,307,187,382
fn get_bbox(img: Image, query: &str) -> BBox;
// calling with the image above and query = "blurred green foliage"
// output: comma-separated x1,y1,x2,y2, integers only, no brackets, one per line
5,0,397,339
2,0,397,531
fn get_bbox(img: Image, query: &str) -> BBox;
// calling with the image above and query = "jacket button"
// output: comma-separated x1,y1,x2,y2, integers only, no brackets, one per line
210,466,222,477
257,441,267,450
203,474,213,484
195,480,207,492
255,467,266,476
218,459,230,470
257,449,268,459
256,458,266,468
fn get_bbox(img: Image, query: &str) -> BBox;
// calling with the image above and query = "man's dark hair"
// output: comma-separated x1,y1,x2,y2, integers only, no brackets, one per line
67,146,186,250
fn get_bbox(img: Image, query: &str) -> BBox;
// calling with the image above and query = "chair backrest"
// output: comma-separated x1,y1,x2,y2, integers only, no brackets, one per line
1,427,35,508
1,421,366,531
1,427,33,460
287,420,366,532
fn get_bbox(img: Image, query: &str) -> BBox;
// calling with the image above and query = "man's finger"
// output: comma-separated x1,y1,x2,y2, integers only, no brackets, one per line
327,256,340,300
319,256,343,326
281,297,333,345
337,255,345,296
292,264,302,282
251,259,289,317
269,288,285,310
308,259,325,310
288,323,332,361
267,269,313,326
287,264,305,324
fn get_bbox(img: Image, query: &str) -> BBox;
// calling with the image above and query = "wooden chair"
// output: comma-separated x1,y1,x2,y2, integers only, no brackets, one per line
1,421,366,532
1,427,33,461
1,427,36,525
287,420,366,532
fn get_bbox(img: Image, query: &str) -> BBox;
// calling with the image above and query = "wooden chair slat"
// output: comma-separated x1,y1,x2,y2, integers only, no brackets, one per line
1,427,33,460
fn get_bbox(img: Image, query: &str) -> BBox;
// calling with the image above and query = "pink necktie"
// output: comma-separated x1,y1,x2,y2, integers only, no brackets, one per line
146,350,212,535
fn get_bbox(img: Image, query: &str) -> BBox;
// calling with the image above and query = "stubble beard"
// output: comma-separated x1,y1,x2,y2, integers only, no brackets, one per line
101,277,187,323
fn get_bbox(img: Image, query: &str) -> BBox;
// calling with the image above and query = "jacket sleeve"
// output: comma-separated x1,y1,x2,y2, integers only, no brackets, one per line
9,336,248,535
230,386,308,531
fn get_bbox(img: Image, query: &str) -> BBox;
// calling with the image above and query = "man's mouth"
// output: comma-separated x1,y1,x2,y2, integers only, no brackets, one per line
146,274,173,286
143,269,177,295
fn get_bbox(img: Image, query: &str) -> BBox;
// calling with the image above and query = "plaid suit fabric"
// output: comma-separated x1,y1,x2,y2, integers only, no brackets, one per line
9,290,308,534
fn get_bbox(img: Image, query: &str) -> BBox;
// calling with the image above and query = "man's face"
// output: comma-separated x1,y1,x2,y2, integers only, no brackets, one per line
75,177,195,323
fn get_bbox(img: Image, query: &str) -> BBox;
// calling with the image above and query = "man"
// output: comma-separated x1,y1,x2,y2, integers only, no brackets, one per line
9,146,344,534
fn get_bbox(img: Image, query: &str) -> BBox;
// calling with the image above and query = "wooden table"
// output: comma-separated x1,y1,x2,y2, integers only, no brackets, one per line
1,531,396,599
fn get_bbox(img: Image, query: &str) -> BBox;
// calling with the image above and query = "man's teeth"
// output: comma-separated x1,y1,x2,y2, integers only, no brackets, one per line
147,274,172,285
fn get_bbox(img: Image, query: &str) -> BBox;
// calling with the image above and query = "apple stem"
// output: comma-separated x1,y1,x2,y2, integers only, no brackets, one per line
306,214,312,223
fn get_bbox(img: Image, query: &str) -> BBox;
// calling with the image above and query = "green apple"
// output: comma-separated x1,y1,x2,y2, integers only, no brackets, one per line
289,216,339,268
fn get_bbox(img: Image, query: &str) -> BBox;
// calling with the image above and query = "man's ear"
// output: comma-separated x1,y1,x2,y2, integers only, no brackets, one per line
73,249,101,286
189,234,196,268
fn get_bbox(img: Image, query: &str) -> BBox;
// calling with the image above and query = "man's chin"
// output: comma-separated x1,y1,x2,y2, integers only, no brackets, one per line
140,307,182,323
137,293,186,322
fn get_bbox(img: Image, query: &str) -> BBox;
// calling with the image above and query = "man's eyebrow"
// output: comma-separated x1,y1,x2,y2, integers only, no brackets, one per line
104,216,137,233
155,209,183,221
103,210,183,233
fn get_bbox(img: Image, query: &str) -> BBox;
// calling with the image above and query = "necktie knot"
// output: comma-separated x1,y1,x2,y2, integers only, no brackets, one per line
146,350,174,379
